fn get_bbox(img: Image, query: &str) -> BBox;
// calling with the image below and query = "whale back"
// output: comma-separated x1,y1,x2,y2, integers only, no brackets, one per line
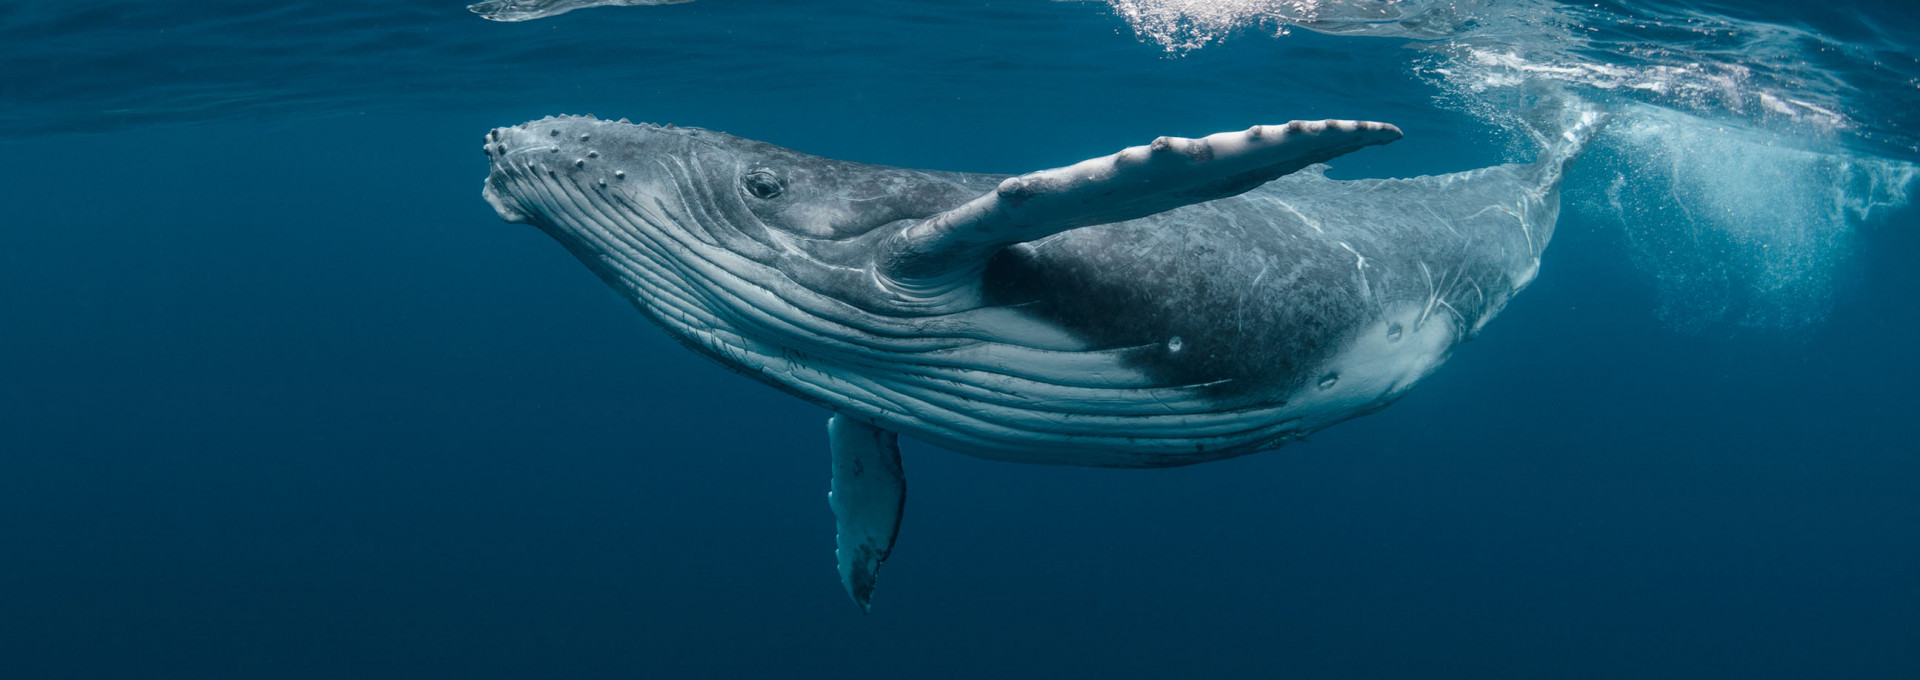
978,161,1563,401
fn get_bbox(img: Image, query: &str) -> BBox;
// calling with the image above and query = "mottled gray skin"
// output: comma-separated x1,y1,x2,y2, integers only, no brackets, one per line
481,116,1585,468
468,0,692,22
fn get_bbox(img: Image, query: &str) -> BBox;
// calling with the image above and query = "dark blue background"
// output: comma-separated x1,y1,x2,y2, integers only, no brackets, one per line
2,1,1916,677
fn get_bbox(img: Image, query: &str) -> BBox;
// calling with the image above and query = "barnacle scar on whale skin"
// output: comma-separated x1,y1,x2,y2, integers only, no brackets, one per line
467,0,692,22
478,110,1605,611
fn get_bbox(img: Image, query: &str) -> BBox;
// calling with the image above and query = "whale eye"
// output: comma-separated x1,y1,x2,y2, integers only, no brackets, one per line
742,169,784,199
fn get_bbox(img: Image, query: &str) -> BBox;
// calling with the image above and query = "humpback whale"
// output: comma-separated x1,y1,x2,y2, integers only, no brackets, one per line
478,111,1603,611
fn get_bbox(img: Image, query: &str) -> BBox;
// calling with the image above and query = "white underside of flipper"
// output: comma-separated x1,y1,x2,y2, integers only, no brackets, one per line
827,414,905,613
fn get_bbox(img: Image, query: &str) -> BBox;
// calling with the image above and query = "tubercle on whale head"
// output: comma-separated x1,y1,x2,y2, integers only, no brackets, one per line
479,115,871,367
480,114,725,230
478,114,1007,332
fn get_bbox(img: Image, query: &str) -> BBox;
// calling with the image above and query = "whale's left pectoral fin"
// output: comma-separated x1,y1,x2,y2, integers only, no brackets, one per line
827,414,905,613
879,120,1402,288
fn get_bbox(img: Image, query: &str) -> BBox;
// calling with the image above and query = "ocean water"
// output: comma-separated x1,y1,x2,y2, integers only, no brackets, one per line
2,0,1916,677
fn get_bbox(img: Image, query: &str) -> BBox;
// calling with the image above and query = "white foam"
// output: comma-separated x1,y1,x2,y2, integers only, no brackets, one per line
1077,0,1890,140
1592,106,1918,331
1077,0,1920,332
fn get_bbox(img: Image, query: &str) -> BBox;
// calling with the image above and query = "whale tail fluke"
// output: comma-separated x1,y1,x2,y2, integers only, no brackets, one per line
1524,93,1611,191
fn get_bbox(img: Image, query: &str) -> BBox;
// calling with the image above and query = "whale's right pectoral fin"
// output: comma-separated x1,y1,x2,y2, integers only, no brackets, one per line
877,120,1402,291
827,414,905,613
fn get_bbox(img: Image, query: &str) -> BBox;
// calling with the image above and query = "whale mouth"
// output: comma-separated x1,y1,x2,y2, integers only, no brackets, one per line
480,117,634,226
478,116,739,284
481,174,528,223
480,115,739,237
480,125,550,223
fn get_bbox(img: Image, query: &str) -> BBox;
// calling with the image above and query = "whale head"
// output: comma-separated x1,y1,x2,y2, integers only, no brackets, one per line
481,116,755,241
480,115,989,356
484,114,984,258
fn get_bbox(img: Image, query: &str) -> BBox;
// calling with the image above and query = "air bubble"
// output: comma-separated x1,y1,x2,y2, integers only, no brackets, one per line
1386,323,1403,342
1318,373,1339,390
1167,336,1184,352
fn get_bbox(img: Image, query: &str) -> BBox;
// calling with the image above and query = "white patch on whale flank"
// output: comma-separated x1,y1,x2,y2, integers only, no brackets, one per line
1283,302,1454,423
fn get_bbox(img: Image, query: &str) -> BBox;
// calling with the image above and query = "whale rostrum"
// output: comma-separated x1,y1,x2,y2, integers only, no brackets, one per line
479,110,1603,611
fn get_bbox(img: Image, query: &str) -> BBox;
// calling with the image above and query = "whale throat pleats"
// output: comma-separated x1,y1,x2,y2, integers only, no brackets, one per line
876,120,1402,295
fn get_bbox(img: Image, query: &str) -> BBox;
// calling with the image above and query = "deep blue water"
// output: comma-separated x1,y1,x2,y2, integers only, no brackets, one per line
2,1,1917,677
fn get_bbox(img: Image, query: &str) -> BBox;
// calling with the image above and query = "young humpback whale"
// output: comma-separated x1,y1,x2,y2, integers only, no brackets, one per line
479,111,1602,611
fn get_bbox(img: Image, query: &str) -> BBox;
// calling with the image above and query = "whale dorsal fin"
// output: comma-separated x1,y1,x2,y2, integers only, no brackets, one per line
877,120,1402,293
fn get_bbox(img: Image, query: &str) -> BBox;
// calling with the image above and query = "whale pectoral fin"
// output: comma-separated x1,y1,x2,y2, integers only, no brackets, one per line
827,414,905,613
878,120,1402,286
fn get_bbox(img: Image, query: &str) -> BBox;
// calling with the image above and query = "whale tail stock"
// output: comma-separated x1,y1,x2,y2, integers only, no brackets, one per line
874,119,1404,299
1524,92,1611,192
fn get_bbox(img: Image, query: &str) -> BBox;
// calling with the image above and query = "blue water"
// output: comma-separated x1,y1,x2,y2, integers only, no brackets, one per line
2,0,1916,677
